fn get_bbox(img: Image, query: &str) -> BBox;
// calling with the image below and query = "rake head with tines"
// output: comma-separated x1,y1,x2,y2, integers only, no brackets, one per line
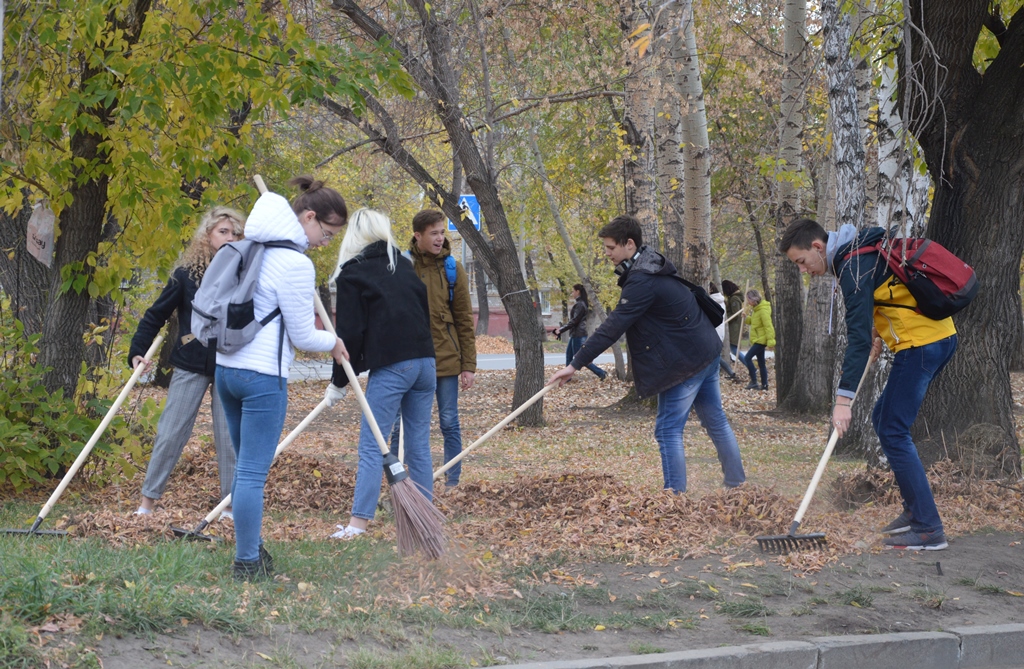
756,531,827,555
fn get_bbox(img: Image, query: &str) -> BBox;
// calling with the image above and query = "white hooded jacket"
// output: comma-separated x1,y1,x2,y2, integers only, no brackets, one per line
216,192,336,377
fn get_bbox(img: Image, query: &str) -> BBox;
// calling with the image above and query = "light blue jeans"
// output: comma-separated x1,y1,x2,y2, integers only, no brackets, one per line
389,373,463,485
872,335,957,534
215,366,288,563
654,358,746,493
354,358,436,519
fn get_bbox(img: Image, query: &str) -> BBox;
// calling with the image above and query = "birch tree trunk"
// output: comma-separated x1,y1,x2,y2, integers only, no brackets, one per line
663,0,711,285
619,0,659,247
774,0,811,409
822,0,875,458
654,1,686,268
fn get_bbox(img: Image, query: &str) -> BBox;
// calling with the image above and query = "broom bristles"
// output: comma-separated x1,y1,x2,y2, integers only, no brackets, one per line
389,478,447,559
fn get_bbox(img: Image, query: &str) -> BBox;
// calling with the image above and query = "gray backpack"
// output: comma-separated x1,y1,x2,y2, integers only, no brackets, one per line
191,239,303,354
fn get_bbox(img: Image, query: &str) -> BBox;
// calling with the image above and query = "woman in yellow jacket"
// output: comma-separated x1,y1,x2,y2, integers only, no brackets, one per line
742,289,775,390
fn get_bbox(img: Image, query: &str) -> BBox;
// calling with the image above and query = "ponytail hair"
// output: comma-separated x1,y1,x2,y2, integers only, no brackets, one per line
288,175,349,228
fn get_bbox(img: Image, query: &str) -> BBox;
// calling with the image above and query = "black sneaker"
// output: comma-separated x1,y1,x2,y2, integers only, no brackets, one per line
880,510,912,535
232,545,274,581
882,529,948,551
745,381,759,390
760,383,769,391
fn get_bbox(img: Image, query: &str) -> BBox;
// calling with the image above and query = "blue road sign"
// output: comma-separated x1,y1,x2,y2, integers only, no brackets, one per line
447,194,481,232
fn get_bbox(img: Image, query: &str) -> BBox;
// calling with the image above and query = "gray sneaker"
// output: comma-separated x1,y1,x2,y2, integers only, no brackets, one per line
880,509,912,535
882,529,948,551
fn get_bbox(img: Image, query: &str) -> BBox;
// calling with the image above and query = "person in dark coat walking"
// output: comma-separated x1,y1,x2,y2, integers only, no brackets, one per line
554,284,606,380
548,215,746,493
129,207,245,517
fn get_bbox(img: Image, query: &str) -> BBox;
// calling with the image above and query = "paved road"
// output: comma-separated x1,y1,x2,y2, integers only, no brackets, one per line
287,352,619,383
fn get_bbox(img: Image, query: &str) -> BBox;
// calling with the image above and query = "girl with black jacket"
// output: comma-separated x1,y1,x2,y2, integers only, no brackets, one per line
328,209,436,540
128,207,245,516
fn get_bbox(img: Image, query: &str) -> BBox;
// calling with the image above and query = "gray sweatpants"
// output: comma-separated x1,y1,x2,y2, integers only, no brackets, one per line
141,368,235,502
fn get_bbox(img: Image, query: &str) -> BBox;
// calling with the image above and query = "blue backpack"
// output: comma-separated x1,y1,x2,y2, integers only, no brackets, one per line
403,251,457,305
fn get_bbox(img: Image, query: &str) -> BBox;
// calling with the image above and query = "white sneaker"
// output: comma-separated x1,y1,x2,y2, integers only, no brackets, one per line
330,525,365,540
133,506,152,516
219,510,234,521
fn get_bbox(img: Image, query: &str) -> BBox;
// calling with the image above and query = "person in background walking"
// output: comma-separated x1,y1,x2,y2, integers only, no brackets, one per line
742,289,774,391
709,283,738,383
722,280,744,364
130,207,246,518
554,284,607,380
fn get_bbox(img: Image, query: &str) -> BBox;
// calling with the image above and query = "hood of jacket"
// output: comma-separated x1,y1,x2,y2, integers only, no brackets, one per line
409,236,453,262
341,240,397,272
244,192,310,249
827,224,887,275
617,245,675,286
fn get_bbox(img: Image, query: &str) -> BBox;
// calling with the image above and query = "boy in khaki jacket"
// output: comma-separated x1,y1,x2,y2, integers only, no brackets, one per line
404,209,477,486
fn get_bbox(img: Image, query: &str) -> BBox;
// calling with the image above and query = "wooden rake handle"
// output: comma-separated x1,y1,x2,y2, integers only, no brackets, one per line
789,351,878,533
38,334,164,522
433,383,556,481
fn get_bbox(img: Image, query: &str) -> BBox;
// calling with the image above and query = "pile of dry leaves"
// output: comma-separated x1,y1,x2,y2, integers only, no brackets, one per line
474,335,515,354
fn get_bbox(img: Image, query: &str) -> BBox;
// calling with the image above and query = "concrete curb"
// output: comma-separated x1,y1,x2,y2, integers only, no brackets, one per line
494,624,1024,669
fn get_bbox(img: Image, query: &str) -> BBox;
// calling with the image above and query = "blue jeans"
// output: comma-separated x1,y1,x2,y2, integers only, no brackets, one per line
743,344,768,386
567,336,606,378
872,335,957,534
215,366,288,563
389,373,463,485
354,358,436,519
654,358,746,493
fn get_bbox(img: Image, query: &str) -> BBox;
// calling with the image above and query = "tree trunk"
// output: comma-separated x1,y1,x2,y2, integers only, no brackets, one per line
653,2,686,267
664,1,712,286
773,0,809,408
331,0,546,424
0,197,53,336
619,0,659,245
474,260,489,336
898,0,1021,474
876,63,930,236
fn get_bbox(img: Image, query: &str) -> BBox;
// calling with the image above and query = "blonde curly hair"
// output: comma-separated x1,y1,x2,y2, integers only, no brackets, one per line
177,206,246,281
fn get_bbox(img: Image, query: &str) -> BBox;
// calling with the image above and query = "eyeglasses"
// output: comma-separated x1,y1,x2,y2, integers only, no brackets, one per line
315,215,335,241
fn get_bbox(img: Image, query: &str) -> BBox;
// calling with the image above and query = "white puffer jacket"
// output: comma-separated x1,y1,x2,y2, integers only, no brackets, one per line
216,192,335,378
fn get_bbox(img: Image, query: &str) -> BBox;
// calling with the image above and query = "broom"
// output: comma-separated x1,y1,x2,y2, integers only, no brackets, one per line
171,397,331,541
433,383,555,482
756,352,877,554
3,335,165,536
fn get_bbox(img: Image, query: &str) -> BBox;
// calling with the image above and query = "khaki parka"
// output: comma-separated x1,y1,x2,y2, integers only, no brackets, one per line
409,238,477,377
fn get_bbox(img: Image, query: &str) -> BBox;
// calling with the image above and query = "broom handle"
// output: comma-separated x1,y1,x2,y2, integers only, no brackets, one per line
433,383,555,481
202,398,331,524
311,291,392,457
789,352,877,533
35,335,164,524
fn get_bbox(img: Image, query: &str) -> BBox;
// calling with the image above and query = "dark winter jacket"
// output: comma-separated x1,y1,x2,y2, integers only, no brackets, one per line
128,266,216,376
563,298,589,338
331,241,435,388
570,246,721,398
726,292,744,347
409,238,477,377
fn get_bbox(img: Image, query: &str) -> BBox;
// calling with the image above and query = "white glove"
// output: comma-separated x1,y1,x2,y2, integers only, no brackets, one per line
324,383,348,407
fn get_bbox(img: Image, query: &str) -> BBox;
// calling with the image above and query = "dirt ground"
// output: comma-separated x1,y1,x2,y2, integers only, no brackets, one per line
92,532,1024,668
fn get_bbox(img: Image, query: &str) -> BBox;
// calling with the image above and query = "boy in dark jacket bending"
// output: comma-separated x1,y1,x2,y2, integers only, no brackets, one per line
780,217,956,551
548,215,746,493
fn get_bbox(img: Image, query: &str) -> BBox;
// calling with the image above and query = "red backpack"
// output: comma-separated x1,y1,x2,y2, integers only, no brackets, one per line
845,237,978,320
